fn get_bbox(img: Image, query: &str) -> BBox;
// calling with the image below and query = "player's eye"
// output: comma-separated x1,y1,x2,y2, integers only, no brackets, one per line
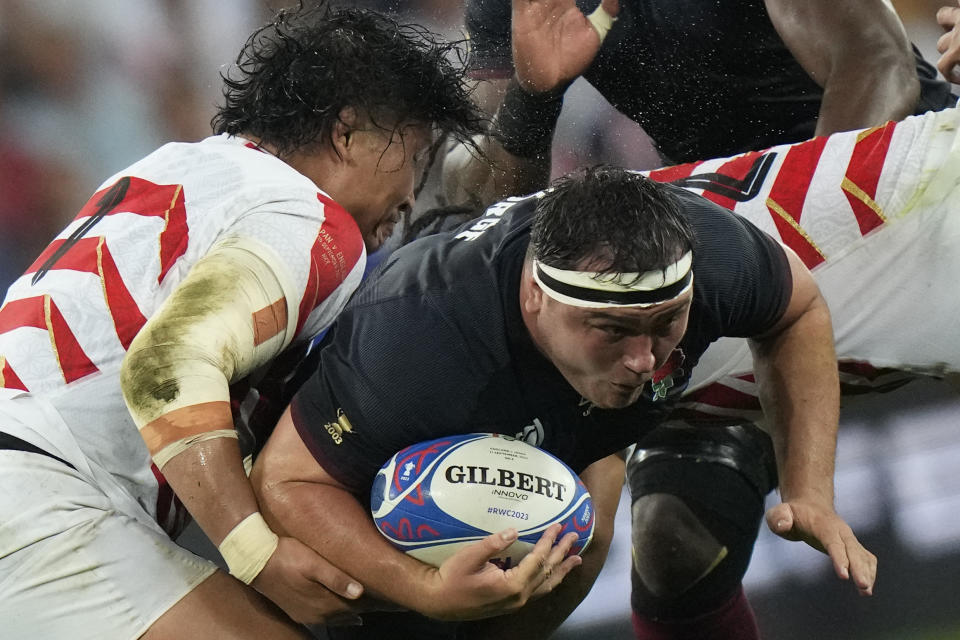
654,315,680,337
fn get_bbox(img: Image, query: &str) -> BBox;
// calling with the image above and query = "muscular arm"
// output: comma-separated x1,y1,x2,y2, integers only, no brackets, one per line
121,237,294,544
767,0,920,135
252,408,583,621
748,247,876,595
461,454,624,640
121,237,362,623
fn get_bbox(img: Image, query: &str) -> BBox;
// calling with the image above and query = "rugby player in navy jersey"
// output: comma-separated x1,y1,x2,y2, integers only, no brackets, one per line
250,166,874,639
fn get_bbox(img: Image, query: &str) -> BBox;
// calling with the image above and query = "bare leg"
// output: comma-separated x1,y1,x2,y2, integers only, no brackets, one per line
142,570,310,640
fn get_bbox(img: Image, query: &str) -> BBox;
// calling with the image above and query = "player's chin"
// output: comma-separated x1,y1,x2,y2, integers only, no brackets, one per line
593,384,643,409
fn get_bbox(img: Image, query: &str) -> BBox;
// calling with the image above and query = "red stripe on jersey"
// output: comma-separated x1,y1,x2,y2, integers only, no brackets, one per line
97,239,148,349
647,160,704,184
836,359,916,395
157,184,188,285
837,360,885,379
295,194,364,336
64,177,188,286
0,296,98,383
26,237,147,350
0,356,27,391
843,122,896,236
764,136,829,269
696,151,767,210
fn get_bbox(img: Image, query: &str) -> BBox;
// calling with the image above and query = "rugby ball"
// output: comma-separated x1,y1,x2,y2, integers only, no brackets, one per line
370,433,594,568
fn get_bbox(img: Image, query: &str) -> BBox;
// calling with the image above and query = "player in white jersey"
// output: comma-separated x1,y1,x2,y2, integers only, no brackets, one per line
623,106,960,638
652,104,960,409
0,6,484,639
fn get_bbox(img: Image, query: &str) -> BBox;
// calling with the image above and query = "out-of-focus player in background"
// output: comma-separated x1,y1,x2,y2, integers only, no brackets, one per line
438,1,957,637
250,165,874,640
0,5,483,639
445,0,956,209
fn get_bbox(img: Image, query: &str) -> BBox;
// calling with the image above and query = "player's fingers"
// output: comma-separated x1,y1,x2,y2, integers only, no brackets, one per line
480,528,520,565
587,1,617,43
601,0,620,19
764,503,795,540
937,31,953,54
537,532,578,582
512,524,563,582
937,51,960,84
823,538,851,581
937,6,960,30
546,531,579,562
300,548,365,600
532,554,582,597
841,532,878,596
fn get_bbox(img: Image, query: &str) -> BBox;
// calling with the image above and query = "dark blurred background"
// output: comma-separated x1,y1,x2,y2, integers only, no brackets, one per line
2,2,958,638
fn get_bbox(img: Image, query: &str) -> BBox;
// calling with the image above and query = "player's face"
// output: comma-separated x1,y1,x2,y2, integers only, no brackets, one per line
530,290,692,409
345,122,431,251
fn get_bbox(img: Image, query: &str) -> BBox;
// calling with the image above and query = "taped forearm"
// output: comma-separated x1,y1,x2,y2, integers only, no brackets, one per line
121,236,297,468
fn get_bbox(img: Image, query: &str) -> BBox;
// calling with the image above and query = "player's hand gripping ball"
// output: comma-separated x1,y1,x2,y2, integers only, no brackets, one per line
371,433,594,568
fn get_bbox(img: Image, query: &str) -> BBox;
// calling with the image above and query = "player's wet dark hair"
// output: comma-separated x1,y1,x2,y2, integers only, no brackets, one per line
531,166,695,280
212,3,483,158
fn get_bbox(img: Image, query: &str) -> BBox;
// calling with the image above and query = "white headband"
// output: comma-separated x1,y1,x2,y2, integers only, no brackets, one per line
533,252,693,308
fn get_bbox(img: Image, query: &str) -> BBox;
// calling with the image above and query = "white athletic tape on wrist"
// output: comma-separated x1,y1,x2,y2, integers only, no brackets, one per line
219,512,280,585
587,4,617,43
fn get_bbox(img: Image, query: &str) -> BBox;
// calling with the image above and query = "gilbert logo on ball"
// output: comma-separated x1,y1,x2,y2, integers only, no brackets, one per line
371,433,594,568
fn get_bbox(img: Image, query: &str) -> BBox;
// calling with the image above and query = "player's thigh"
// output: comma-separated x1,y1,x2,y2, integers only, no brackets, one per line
143,570,310,640
0,451,301,640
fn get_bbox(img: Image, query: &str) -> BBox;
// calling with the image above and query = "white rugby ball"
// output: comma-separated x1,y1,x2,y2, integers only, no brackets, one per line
370,433,594,568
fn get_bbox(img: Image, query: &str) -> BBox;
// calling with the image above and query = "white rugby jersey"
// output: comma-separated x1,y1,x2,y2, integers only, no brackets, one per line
0,134,366,534
645,107,960,423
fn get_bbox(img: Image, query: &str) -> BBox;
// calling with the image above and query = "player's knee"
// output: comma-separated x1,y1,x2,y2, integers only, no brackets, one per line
631,492,727,600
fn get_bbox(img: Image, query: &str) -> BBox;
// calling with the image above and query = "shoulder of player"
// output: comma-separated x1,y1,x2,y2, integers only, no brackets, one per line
127,135,328,214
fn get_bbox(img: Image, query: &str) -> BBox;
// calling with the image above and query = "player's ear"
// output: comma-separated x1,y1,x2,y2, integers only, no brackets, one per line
332,106,359,159
523,264,546,313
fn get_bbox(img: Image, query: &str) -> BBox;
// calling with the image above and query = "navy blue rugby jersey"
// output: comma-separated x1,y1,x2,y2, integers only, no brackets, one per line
465,0,956,164
290,186,791,495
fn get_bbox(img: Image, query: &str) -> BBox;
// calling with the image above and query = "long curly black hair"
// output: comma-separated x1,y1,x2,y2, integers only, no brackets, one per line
212,2,483,157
